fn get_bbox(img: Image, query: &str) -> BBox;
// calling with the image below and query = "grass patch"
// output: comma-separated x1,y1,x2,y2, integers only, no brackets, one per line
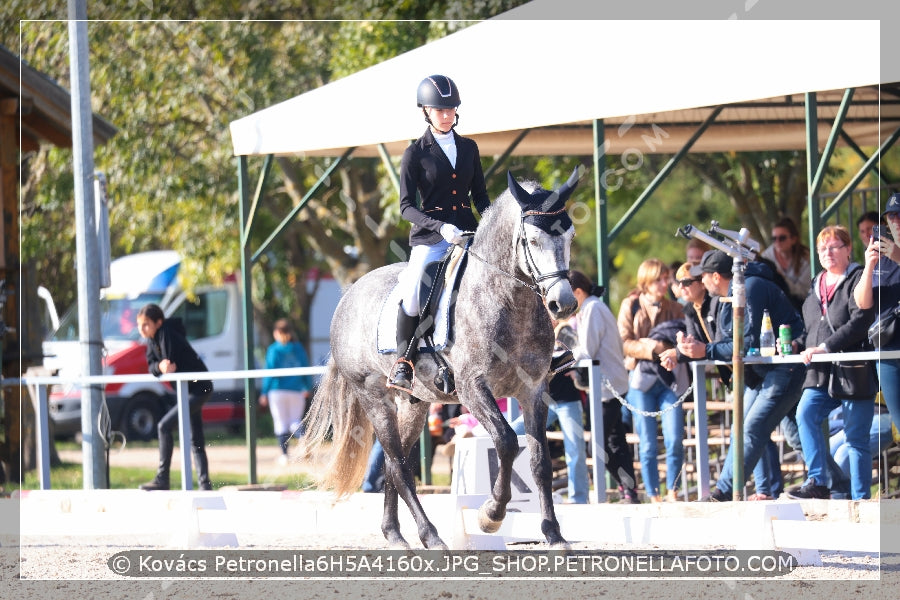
8,462,315,494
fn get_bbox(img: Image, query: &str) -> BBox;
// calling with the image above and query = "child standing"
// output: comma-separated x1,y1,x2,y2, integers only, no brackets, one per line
258,319,313,465
136,303,213,490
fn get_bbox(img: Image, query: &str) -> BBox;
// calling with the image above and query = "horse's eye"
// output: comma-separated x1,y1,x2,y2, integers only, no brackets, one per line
529,238,540,247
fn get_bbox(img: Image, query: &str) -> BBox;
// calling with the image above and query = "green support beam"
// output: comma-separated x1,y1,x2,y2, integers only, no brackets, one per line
821,126,900,222
252,147,356,263
484,128,531,181
378,143,401,193
608,106,723,243
242,153,274,244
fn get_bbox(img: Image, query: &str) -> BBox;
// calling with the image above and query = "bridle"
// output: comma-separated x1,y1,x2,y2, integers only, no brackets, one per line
518,208,571,296
462,207,570,300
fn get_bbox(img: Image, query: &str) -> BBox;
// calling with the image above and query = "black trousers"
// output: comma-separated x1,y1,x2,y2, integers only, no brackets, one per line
600,396,638,490
156,390,211,485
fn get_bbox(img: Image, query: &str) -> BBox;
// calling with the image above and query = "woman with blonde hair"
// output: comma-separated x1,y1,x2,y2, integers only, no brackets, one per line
618,259,686,502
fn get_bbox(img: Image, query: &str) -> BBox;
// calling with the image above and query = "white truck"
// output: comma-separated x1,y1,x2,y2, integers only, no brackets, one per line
42,251,340,440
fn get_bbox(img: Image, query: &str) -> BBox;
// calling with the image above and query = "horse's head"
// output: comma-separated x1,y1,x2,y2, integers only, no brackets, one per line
507,167,581,320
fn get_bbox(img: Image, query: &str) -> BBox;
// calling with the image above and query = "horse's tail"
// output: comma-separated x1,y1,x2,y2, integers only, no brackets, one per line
300,357,373,499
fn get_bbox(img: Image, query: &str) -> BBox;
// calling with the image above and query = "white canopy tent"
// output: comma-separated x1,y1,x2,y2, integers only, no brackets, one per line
230,19,885,159
227,13,897,486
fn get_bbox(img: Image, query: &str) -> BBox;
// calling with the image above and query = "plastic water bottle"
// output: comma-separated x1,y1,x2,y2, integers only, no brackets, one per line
760,309,777,357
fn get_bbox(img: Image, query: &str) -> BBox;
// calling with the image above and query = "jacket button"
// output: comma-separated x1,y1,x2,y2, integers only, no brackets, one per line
451,173,457,178
451,190,457,195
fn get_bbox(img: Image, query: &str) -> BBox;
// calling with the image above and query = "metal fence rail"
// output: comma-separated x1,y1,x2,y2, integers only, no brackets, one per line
6,366,326,490
5,350,899,495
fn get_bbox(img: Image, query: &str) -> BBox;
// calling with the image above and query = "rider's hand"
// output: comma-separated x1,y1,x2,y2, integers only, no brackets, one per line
439,223,466,245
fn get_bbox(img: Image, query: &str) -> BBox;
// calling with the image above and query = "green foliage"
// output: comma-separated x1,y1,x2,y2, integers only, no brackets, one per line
4,1,895,339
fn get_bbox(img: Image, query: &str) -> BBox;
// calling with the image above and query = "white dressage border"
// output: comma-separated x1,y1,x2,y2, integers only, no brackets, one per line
7,487,885,565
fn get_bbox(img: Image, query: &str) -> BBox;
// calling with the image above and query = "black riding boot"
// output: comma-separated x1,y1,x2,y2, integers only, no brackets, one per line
387,307,420,393
140,432,173,490
193,446,212,491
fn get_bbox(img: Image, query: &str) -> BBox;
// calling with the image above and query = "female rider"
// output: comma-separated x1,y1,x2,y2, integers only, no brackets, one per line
388,75,490,392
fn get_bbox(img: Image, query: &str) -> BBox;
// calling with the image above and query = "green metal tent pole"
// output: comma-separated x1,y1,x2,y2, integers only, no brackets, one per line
593,119,610,302
238,154,258,483
805,92,821,277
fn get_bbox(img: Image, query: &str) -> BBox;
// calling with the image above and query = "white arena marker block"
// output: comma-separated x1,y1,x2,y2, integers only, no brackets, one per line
451,435,539,511
451,436,543,550
733,502,821,567
179,494,238,548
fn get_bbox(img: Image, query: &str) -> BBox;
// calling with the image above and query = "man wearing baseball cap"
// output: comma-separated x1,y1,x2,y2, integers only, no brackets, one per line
854,191,900,437
678,249,807,501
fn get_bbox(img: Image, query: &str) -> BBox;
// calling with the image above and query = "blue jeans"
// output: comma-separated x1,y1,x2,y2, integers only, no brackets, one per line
877,358,900,433
831,413,893,477
362,438,385,493
798,388,875,500
512,400,589,503
627,380,683,497
716,363,805,496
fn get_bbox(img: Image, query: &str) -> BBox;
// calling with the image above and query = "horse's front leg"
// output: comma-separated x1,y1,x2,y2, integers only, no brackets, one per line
520,390,568,548
461,378,519,534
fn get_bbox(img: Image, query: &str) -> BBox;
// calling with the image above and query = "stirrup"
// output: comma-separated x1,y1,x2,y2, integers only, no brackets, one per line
387,357,415,393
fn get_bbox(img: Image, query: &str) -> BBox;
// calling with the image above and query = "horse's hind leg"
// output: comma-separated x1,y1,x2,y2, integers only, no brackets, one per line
385,397,446,549
379,475,408,548
364,387,447,549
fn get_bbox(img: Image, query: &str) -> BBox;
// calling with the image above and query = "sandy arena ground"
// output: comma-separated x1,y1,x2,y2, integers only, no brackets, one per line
2,443,898,599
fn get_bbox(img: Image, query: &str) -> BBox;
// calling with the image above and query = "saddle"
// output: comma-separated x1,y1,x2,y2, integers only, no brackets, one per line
377,244,469,394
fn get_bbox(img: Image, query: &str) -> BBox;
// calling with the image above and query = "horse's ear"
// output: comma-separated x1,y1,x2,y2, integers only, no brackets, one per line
555,165,584,204
507,170,532,209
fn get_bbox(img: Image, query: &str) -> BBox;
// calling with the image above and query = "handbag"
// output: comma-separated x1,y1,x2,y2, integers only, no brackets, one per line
828,360,877,400
824,303,877,400
867,301,900,349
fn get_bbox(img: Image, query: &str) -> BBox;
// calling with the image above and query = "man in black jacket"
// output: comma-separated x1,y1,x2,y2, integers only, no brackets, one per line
137,303,213,491
678,250,806,501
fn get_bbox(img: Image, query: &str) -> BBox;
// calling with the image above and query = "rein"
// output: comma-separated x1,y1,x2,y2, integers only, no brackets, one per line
461,208,570,300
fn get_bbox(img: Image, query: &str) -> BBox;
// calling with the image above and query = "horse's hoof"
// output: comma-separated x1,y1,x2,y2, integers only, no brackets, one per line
384,533,410,550
424,537,449,550
478,504,503,534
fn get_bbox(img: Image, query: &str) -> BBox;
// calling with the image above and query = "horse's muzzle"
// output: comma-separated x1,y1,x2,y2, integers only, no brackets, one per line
544,279,577,320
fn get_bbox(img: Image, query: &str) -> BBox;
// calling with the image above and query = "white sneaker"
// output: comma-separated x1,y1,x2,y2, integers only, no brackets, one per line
276,454,289,467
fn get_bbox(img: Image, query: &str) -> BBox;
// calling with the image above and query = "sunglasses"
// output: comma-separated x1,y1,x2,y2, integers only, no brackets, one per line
678,278,701,287
772,234,790,242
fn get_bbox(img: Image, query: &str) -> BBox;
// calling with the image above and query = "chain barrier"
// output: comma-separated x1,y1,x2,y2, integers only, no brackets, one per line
601,375,694,418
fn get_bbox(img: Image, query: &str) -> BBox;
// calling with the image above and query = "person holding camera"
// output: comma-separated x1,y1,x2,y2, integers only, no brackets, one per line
854,192,900,434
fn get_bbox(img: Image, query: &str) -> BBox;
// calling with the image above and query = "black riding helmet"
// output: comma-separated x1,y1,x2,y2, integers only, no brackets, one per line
416,74,461,108
417,75,461,133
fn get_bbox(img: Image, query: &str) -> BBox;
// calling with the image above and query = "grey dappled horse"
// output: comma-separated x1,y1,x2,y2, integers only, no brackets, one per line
301,169,581,549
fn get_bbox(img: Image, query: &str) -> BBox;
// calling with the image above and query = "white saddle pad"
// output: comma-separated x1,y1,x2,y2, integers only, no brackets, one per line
376,248,466,354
